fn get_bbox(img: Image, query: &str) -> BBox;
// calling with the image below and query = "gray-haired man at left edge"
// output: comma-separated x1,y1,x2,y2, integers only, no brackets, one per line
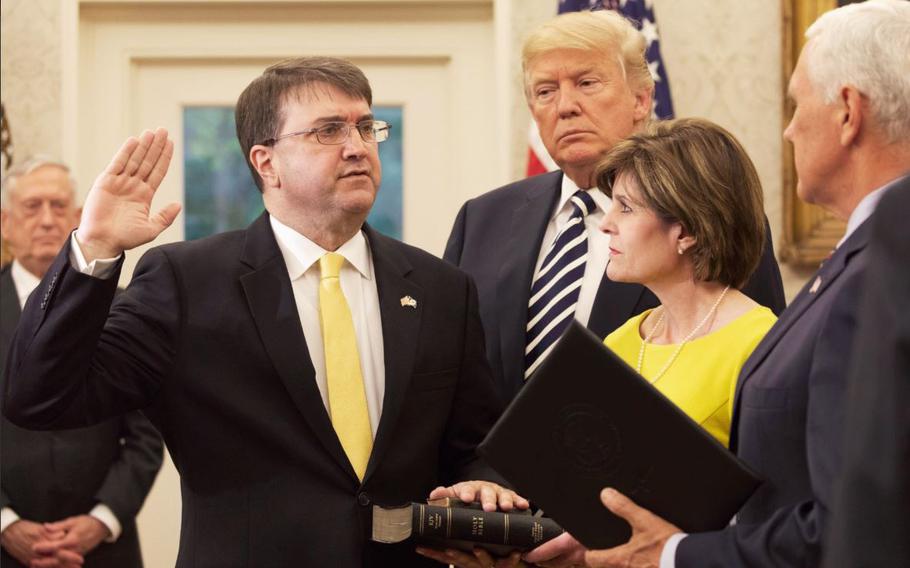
1,157,163,568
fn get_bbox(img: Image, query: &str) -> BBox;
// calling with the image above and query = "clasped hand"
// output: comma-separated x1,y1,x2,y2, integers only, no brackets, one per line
1,514,111,568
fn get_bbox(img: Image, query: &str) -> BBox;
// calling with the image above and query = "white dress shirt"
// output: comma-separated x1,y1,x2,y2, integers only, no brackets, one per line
269,217,385,438
837,174,906,248
532,175,612,327
0,261,122,541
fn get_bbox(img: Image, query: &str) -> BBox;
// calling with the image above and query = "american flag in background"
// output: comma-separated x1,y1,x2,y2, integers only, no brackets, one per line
526,0,675,176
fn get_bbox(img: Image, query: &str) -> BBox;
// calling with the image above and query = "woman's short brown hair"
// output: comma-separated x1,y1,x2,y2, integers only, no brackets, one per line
595,118,765,288
235,56,372,191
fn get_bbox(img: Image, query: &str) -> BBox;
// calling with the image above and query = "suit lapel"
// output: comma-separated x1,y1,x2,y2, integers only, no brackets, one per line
360,226,423,482
497,172,562,395
238,213,356,480
731,219,873,420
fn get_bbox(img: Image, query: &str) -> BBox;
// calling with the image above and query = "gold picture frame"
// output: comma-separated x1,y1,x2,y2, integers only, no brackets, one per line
779,0,844,266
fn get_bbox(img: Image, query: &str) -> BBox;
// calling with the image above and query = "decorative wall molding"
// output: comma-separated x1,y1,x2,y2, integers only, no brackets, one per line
79,0,493,22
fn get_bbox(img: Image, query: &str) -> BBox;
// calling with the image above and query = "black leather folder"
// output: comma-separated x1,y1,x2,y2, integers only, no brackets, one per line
478,320,762,549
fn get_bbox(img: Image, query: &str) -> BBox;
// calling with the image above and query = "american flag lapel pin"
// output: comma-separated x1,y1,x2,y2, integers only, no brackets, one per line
400,295,417,309
809,276,822,294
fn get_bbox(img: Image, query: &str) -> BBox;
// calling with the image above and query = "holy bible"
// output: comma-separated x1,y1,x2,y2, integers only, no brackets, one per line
478,320,762,549
371,500,563,555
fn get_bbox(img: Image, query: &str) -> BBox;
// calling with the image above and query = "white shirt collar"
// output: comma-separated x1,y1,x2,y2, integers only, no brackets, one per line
10,260,41,309
555,174,610,218
837,173,908,248
268,216,373,281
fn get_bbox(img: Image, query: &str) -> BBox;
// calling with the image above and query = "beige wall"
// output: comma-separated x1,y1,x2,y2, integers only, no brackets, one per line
0,0,64,267
653,0,817,294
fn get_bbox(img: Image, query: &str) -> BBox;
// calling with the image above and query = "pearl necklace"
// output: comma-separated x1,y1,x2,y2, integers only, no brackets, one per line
636,285,731,384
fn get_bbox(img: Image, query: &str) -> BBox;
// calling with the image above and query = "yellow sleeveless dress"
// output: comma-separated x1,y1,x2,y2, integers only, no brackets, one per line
604,306,777,448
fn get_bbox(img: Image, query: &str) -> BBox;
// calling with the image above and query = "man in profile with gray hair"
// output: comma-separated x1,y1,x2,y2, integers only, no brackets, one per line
1,157,163,568
525,0,910,566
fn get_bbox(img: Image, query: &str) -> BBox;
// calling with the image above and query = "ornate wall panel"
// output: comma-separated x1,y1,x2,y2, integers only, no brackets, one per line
1,0,64,267
0,0,62,160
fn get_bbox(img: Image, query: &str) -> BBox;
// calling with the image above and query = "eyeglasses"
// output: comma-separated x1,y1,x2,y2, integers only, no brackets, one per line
261,120,391,146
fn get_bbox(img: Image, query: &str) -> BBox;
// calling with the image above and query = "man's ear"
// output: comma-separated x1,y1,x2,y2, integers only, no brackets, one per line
0,209,10,241
632,85,654,124
249,145,278,190
838,85,864,147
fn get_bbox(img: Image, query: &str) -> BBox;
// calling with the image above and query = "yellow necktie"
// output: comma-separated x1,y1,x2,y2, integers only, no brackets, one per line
319,252,372,480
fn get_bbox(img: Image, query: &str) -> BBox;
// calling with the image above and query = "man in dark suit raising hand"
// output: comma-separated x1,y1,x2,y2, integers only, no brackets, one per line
3,57,519,568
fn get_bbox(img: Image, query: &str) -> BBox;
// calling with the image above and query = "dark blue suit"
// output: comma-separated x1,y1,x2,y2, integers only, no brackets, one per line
677,212,873,567
825,176,910,568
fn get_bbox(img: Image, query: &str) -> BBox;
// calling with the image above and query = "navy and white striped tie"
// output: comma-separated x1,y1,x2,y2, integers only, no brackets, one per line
525,190,596,379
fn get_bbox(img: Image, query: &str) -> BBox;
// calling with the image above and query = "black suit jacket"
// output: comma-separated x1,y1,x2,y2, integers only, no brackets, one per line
444,171,786,405
3,213,501,567
676,210,873,567
0,265,163,568
824,176,910,568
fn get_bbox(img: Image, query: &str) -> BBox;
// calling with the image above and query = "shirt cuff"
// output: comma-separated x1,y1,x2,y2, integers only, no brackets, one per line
69,232,121,278
89,504,121,543
1,507,21,534
660,533,687,568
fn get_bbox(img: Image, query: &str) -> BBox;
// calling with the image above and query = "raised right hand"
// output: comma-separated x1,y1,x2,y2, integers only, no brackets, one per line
76,127,181,262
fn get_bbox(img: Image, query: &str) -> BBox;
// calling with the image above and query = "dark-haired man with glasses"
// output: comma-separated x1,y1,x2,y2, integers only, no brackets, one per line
3,56,519,567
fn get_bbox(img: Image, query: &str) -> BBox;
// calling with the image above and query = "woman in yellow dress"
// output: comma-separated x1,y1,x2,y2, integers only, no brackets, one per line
439,117,779,568
523,118,778,568
598,117,777,449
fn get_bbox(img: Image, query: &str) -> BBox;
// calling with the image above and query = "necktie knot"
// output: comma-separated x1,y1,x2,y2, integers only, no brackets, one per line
569,190,596,218
320,252,345,280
